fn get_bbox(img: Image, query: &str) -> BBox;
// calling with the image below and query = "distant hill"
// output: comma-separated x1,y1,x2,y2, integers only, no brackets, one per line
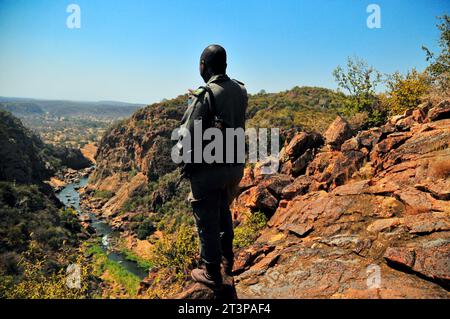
0,97,143,119
0,110,91,184
247,86,349,132
0,102,44,116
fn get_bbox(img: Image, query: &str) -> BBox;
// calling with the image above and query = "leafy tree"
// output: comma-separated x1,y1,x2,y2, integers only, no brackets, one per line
333,56,382,114
382,69,430,115
422,15,450,91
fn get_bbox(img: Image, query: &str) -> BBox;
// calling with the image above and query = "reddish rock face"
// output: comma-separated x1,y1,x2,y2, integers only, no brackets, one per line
384,239,450,285
239,166,255,192
260,174,294,198
281,175,313,200
428,99,450,121
415,181,450,201
232,172,294,219
370,132,412,162
282,132,324,160
285,223,314,237
323,116,354,150
279,160,293,176
231,100,450,299
384,247,416,268
357,128,382,150
341,137,359,151
166,100,450,299
237,185,279,214
280,132,324,177
404,212,450,234
233,244,275,275
290,148,315,176
306,149,367,191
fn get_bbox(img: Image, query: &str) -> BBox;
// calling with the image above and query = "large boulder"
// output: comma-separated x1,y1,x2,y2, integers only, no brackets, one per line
323,116,354,150
306,149,367,191
281,175,313,200
428,99,450,121
237,185,279,214
281,132,324,161
260,174,294,198
280,132,324,177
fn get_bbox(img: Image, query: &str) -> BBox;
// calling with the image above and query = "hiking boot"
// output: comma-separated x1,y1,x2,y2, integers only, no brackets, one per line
222,259,234,276
191,264,222,290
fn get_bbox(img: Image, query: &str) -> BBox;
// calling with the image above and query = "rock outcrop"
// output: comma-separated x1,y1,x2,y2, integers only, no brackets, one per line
82,96,187,218
228,100,450,298
80,143,98,164
280,132,324,176
323,116,354,150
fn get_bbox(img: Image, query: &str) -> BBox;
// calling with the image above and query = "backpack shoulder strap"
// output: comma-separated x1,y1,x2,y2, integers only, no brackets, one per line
201,85,226,130
202,85,216,117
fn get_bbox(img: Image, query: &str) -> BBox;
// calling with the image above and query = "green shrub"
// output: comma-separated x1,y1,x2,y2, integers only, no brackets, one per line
233,211,267,249
59,208,82,233
150,224,198,277
136,222,155,240
382,69,431,115
128,169,138,179
333,56,382,113
0,182,73,254
1,243,91,299
332,56,388,127
93,189,114,199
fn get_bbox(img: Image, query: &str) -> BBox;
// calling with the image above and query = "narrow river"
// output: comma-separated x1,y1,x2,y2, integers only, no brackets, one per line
56,177,148,279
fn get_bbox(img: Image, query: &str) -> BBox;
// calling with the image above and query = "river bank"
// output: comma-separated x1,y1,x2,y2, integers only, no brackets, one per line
56,176,149,290
48,166,95,192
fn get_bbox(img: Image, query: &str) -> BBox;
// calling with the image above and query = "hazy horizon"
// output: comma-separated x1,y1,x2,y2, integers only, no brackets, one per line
0,83,347,106
0,94,146,105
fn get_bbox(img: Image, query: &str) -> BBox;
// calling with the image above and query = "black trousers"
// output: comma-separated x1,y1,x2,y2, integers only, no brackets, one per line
189,165,244,266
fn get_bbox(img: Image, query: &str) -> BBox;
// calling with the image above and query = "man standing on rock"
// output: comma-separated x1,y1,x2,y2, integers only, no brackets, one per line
177,44,247,291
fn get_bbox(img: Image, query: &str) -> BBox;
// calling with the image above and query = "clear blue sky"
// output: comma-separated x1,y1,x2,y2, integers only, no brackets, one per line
0,0,448,104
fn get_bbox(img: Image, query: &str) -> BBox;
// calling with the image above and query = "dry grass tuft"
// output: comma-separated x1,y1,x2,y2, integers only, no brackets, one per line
430,157,450,179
